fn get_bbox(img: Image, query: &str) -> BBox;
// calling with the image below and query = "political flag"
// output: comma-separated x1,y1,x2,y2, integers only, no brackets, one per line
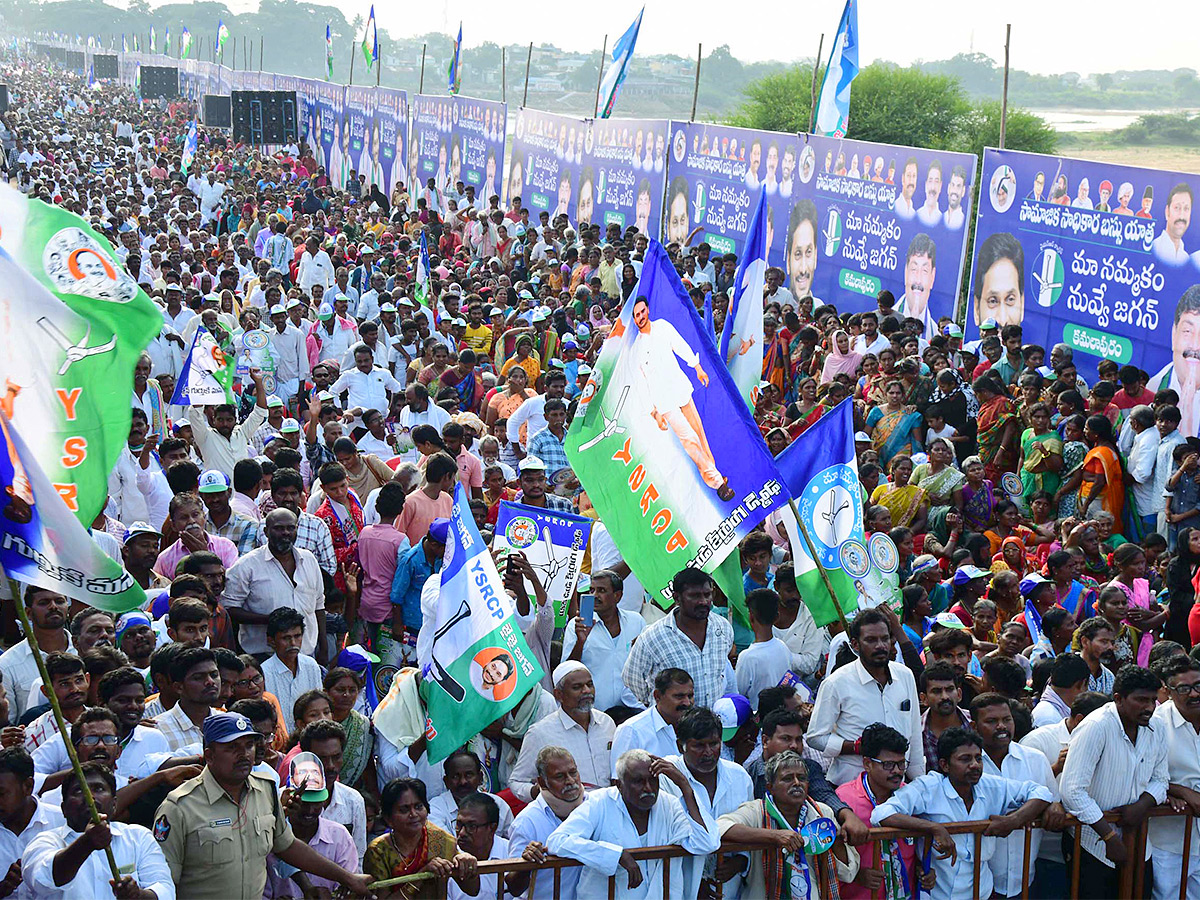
493,500,593,626
814,0,860,137
172,325,236,407
720,185,768,408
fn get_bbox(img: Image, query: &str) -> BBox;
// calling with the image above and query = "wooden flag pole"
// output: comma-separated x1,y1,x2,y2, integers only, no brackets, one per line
3,574,120,880
501,46,506,103
522,42,532,107
808,33,825,134
348,40,355,85
593,34,607,118
418,43,426,94
999,24,1012,148
689,43,702,122
788,500,850,633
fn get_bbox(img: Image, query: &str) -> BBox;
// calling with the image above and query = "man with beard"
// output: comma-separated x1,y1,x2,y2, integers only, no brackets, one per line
944,165,968,229
428,750,515,838
807,608,924,785
1076,616,1117,695
1148,656,1200,900
971,693,1062,899
895,234,938,339
121,523,166,592
873,728,1052,900
509,661,616,802
0,586,71,723
1061,667,1168,898
917,159,943,227
660,707,754,900
548,748,719,899
919,661,971,774
1148,286,1200,436
266,469,336,576
892,157,918,219
154,711,372,900
154,648,223,753
507,747,586,899
786,198,820,307
612,668,694,770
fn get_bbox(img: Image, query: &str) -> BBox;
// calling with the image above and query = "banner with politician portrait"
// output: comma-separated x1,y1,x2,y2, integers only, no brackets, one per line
452,96,507,205
410,95,454,196
343,86,375,191
376,87,409,195
970,148,1200,433
315,81,344,181
582,117,668,240
796,135,977,332
507,109,587,222
565,240,788,605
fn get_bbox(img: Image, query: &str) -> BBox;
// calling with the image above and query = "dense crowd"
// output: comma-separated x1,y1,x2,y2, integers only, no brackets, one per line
0,49,1195,900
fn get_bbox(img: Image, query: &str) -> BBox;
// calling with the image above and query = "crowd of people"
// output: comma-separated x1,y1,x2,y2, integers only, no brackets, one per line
0,48,1196,900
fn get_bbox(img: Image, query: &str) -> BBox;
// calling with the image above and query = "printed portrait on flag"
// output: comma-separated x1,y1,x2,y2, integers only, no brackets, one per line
470,647,517,702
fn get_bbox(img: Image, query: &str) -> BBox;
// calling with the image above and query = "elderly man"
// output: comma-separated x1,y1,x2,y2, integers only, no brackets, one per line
506,747,587,900
509,661,617,802
547,749,719,899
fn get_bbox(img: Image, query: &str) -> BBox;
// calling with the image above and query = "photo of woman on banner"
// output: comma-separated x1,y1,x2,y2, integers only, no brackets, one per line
1149,284,1200,437
971,232,1025,328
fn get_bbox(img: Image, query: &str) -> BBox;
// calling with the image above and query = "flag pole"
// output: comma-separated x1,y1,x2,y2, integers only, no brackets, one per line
418,43,426,93
807,33,825,134
348,40,355,85
999,24,1011,149
592,34,607,118
259,35,263,72
2,573,121,880
788,500,850,633
376,44,381,87
501,46,506,103
689,43,702,122
522,42,532,107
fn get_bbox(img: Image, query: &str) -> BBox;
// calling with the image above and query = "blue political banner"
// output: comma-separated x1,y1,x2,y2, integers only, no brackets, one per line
344,85,374,190
493,500,593,625
969,148,1199,430
376,87,409,195
453,96,506,205
316,81,343,179
664,121,800,271
410,95,454,194
508,109,586,221
797,135,977,334
584,117,667,240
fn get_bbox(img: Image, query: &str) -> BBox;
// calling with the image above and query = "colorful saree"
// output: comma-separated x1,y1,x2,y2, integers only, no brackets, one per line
870,483,926,528
364,824,457,900
439,365,483,412
1078,445,1124,522
977,396,1019,480
763,335,791,396
962,479,995,532
867,406,922,466
1020,428,1063,498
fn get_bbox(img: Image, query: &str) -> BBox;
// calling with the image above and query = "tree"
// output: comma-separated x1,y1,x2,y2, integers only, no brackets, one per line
956,101,1058,165
1095,73,1113,91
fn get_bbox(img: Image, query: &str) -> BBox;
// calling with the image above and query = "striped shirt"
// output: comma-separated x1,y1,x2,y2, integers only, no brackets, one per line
622,608,733,709
208,511,265,557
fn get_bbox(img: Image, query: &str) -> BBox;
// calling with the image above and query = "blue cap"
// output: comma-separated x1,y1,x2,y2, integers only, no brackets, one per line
428,518,451,544
952,565,990,586
1019,574,1053,597
202,712,258,744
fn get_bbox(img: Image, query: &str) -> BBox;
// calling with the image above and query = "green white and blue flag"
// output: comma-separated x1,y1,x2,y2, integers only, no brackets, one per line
172,325,236,406
447,22,461,93
361,6,378,69
180,120,197,173
180,27,192,59
598,7,643,118
719,185,767,409
493,500,593,626
814,0,859,137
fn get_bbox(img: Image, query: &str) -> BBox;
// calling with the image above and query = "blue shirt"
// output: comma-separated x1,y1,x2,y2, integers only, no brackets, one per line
389,541,442,629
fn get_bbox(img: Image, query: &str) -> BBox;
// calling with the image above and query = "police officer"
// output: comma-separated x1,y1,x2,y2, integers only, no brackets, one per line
152,712,372,900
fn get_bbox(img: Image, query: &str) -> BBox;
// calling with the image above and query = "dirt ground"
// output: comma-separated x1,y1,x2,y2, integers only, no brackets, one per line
1061,144,1200,173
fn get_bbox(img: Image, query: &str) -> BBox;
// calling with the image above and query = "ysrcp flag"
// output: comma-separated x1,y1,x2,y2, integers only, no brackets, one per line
565,240,787,606
420,483,544,764
773,398,874,626
180,120,197,174
493,500,593,626
172,325,236,406
720,185,768,408
0,188,162,524
0,413,146,612
814,0,860,137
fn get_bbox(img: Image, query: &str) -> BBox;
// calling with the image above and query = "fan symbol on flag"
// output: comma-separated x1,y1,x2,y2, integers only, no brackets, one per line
577,385,629,452
529,526,572,584
37,317,117,376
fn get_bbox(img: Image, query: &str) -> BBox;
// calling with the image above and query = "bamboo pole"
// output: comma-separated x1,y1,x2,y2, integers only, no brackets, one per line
689,43,702,122
522,42,532,107
999,24,1012,148
807,33,825,134
593,35,607,117
418,43,426,94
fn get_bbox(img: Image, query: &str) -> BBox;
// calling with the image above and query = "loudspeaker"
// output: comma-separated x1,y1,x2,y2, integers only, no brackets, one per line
65,50,85,72
203,95,232,129
92,54,118,80
231,90,298,144
140,66,179,100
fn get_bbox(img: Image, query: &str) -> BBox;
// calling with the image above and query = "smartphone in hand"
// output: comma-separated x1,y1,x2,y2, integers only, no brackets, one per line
579,593,595,628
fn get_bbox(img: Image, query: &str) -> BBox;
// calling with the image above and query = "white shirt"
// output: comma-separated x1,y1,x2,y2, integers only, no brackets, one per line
1060,701,1169,867
735,638,792,711
508,708,617,802
224,545,325,656
610,706,678,777
298,249,335,292
506,394,549,450
395,403,452,464
0,635,71,723
24,821,175,900
772,605,823,679
268,324,310,385
1153,229,1189,265
806,659,925,784
262,653,324,732
546,786,719,900
852,333,891,356
507,795,580,900
33,724,169,781
1127,425,1162,516
871,772,1053,900
447,836,509,900
981,742,1058,896
429,790,514,839
0,799,66,900
560,609,645,711
1148,700,1200,856
324,781,368,863
331,365,401,416
188,404,269,479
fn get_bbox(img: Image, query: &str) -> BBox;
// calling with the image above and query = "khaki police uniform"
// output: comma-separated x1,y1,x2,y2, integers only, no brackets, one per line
154,766,294,900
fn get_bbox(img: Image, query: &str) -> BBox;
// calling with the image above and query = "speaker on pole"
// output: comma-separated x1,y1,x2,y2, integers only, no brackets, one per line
140,66,180,100
231,91,298,144
203,95,232,129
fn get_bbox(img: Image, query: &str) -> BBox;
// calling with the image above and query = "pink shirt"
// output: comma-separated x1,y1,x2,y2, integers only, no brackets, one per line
835,774,918,899
394,488,453,544
456,448,484,492
153,533,239,579
356,523,409,623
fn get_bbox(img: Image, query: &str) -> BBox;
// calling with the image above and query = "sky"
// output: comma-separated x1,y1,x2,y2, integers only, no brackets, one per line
319,0,1199,76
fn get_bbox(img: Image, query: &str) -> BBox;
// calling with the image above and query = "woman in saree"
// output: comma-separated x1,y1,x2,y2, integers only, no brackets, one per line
1053,414,1089,519
438,348,483,413
866,380,923,466
1109,542,1163,666
819,329,862,385
1077,413,1125,523
761,315,791,397
417,343,452,388
499,334,542,387
983,499,1035,557
785,377,826,438
1019,402,1064,503
960,455,995,534
897,358,934,412
991,534,1031,575
364,778,478,900
927,368,979,463
755,382,789,437
854,353,879,401
911,437,966,508
324,666,376,790
870,454,929,532
973,374,1021,482
863,347,897,406
484,364,533,427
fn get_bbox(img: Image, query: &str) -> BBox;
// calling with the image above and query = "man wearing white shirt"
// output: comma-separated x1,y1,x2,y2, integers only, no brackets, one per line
1060,667,1169,898
188,370,269,479
1126,405,1162,532
506,747,586,900
331,346,401,419
394,384,451,464
805,608,925,785
509,662,617,803
355,271,387,321
561,570,644,711
267,305,308,410
297,235,334,293
506,372,566,453
427,750,515,839
852,311,892,356
610,669,694,777
0,746,67,900
1148,657,1200,900
1151,182,1192,266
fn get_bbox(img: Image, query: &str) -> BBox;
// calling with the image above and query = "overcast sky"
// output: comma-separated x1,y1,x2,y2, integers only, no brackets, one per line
339,0,1198,77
